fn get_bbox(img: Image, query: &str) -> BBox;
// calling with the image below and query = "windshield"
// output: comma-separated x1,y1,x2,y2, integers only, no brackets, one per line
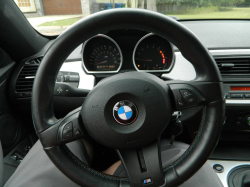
14,0,250,36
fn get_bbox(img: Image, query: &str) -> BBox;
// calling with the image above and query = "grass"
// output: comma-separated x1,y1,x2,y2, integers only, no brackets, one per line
38,17,82,27
166,7,250,19
38,7,250,27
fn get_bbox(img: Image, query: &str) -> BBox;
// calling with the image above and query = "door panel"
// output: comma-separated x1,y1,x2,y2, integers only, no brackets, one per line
0,48,18,152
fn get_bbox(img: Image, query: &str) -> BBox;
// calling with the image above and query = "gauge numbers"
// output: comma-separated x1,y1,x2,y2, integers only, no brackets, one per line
82,35,122,73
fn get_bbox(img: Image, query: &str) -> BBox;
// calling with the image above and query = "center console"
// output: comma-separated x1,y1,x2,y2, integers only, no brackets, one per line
208,83,250,187
224,84,250,129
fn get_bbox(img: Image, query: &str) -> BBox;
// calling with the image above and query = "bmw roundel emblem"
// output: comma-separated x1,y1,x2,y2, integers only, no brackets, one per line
113,100,138,125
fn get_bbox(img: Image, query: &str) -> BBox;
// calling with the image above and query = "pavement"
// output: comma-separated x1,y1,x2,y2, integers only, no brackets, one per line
27,15,83,35
35,26,70,36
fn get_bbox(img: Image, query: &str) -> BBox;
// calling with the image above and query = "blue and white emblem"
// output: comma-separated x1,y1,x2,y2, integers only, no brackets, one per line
118,106,133,120
113,100,138,125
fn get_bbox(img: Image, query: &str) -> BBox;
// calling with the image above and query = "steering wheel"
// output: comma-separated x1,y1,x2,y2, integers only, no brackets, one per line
32,9,225,187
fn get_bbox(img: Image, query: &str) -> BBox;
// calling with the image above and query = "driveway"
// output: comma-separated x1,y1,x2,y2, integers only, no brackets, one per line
27,15,82,27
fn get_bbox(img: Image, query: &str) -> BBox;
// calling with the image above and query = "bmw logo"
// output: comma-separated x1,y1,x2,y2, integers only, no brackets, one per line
113,100,138,125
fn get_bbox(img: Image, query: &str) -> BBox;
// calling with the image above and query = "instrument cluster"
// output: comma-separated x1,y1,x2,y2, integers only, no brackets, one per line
82,33,175,74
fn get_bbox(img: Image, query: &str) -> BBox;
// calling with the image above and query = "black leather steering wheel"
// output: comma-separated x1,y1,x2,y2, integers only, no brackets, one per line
32,9,225,187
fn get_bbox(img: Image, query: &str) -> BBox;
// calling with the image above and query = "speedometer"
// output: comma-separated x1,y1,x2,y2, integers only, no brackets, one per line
133,33,174,72
82,34,123,73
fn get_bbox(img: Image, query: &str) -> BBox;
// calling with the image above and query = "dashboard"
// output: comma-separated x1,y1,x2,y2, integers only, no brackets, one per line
9,21,250,122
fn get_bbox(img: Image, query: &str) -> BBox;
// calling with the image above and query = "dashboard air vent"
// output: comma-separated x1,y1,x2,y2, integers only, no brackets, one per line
15,57,43,93
215,57,250,75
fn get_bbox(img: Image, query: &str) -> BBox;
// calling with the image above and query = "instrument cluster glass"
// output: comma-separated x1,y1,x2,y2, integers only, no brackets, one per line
82,35,122,73
82,33,174,74
133,34,174,72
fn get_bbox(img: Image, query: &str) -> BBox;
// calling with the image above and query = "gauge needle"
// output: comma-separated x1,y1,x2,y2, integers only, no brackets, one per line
95,61,107,65
136,59,153,62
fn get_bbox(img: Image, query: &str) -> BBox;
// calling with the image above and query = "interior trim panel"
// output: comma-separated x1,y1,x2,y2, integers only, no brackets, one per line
60,61,94,90
208,160,250,187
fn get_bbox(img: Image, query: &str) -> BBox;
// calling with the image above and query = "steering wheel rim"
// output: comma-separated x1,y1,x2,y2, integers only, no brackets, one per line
32,9,225,187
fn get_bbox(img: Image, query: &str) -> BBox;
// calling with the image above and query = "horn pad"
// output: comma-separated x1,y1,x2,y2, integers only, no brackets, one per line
81,72,173,149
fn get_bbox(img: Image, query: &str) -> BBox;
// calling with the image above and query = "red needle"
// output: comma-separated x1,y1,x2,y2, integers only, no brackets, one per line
95,61,107,65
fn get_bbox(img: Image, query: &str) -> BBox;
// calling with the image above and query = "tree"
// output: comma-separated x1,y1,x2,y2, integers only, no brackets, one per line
137,0,144,8
147,0,157,11
155,0,244,7
127,0,132,8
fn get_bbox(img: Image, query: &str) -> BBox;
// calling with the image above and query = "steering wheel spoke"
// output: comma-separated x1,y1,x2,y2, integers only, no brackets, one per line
38,107,86,148
166,80,224,110
117,140,164,187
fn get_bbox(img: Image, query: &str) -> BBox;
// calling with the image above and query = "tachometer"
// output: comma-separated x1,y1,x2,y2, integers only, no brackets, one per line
82,34,123,73
133,33,174,72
